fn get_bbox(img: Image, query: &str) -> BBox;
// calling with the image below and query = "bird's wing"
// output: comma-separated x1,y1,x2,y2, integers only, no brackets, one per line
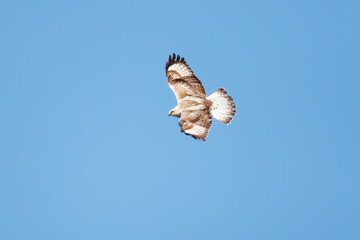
179,109,213,141
166,54,206,102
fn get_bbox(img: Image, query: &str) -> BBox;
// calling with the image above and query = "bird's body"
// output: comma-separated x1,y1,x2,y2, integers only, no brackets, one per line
166,54,236,141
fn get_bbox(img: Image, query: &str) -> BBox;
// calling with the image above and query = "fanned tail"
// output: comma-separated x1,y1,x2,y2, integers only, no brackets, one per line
207,88,236,124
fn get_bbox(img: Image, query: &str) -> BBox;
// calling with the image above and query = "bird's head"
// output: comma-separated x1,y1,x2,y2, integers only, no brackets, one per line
168,108,181,118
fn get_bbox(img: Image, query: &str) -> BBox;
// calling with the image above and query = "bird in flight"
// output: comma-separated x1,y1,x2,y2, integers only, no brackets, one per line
166,53,236,141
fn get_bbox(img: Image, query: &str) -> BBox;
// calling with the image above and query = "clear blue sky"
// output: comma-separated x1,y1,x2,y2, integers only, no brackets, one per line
1,0,359,239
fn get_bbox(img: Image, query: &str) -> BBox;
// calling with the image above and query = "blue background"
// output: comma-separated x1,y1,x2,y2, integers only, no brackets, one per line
1,0,359,239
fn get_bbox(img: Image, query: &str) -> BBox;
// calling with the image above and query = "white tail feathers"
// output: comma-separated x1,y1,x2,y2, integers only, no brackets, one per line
207,88,236,124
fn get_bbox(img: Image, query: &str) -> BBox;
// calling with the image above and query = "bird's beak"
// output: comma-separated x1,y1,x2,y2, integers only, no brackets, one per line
168,113,171,116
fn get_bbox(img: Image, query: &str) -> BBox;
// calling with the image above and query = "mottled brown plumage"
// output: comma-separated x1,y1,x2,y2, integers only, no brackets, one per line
166,53,236,141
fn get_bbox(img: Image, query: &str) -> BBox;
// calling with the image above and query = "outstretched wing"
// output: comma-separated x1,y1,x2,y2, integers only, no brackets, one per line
179,109,213,141
165,54,206,102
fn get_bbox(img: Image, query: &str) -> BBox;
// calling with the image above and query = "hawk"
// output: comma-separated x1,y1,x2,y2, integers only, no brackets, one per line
166,53,236,141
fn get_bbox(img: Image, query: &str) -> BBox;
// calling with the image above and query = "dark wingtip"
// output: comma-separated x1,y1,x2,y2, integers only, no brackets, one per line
170,53,183,62
166,53,186,73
